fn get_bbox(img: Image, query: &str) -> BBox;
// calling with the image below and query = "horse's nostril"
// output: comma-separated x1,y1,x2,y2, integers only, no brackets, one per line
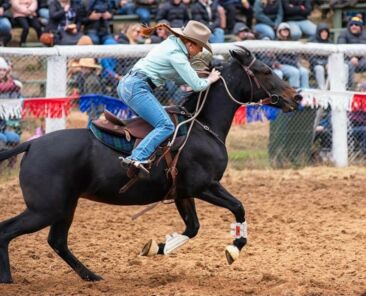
294,94,303,102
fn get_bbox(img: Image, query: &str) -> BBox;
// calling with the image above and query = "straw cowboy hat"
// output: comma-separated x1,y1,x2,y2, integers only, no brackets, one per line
73,58,101,69
170,20,212,53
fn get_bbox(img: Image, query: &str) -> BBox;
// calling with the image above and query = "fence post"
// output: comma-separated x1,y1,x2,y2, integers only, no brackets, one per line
329,52,348,167
45,55,67,133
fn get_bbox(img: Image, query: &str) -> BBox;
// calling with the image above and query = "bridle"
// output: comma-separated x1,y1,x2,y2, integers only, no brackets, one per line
221,56,281,107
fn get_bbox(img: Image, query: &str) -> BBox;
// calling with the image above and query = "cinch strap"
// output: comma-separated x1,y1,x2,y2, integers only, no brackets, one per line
230,222,248,239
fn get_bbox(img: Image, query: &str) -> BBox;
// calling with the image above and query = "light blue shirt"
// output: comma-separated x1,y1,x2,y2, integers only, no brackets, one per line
132,35,210,92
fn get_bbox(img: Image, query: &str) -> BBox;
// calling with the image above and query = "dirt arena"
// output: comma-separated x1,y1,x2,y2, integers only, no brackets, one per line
0,166,365,296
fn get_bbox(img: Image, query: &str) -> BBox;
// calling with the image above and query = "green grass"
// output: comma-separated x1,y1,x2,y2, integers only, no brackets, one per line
228,149,270,170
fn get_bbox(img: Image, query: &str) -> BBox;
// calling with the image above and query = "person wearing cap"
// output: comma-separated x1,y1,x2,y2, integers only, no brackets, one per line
308,23,331,89
230,22,256,41
274,22,309,89
118,20,221,173
337,16,366,89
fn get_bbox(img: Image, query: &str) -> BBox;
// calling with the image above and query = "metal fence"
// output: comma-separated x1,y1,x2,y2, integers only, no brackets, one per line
0,41,366,169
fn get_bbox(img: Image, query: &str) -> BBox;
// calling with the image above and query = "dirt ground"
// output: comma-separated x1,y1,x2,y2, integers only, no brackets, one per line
0,166,365,296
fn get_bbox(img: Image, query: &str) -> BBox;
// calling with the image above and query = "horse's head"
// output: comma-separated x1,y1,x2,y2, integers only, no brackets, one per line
228,46,301,112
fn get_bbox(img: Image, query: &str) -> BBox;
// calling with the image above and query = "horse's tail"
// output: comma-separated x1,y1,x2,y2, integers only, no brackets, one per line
0,141,31,161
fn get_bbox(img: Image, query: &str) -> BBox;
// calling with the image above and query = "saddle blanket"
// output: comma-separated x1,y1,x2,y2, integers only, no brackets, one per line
89,113,189,153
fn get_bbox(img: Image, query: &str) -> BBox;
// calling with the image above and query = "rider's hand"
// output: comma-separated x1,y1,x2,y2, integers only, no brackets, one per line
207,68,221,84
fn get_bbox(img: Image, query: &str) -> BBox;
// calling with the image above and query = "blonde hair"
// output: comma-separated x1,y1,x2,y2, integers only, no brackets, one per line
126,24,143,44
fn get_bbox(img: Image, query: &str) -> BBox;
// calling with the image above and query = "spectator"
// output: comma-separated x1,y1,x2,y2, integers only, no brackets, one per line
145,19,170,44
0,57,21,148
337,16,366,89
135,0,157,25
253,0,283,40
275,22,310,88
11,0,43,46
115,0,135,15
37,0,49,26
100,38,121,96
308,23,331,89
0,0,12,45
84,0,115,44
191,0,225,43
125,23,145,44
229,21,256,41
282,0,316,40
47,0,86,45
156,0,189,28
219,0,254,33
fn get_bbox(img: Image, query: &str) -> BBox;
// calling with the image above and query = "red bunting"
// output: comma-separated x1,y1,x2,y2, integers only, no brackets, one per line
351,94,366,112
22,97,78,119
233,106,246,125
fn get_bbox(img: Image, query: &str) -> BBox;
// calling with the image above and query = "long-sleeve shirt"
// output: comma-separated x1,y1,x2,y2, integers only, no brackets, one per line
253,0,283,28
132,35,210,92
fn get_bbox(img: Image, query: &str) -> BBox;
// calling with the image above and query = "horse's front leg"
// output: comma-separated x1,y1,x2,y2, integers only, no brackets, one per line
141,198,199,256
198,181,247,265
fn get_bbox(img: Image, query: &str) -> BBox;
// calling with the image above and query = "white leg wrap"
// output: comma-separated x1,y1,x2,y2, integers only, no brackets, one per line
163,232,189,255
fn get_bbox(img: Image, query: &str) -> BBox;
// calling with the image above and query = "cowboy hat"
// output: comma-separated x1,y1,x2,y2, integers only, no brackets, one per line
72,58,101,69
170,20,212,53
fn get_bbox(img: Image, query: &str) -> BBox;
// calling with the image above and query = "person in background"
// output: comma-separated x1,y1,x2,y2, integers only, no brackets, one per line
145,19,170,43
100,38,121,96
84,0,114,44
118,21,221,173
253,0,283,40
47,0,86,45
156,0,189,28
134,0,157,25
125,23,145,44
72,58,103,120
0,0,12,45
191,0,225,43
229,21,256,41
115,0,135,15
37,0,49,26
337,16,366,89
308,23,331,89
275,22,310,88
219,0,254,33
282,0,316,40
11,0,43,46
0,57,21,149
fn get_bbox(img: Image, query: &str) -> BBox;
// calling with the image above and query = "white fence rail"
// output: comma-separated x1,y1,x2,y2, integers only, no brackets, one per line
1,41,366,167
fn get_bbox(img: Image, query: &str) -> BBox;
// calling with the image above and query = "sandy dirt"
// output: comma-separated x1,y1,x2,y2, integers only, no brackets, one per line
0,166,365,296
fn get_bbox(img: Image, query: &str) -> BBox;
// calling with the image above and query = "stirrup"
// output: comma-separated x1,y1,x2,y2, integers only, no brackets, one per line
119,157,151,175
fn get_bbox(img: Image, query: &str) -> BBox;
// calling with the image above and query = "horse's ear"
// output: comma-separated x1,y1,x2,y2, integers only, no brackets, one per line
229,49,241,61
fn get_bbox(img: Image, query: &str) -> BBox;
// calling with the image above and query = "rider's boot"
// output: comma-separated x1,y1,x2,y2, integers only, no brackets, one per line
119,157,152,176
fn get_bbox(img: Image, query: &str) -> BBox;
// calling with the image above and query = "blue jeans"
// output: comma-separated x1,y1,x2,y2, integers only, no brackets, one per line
117,72,175,161
0,131,20,144
287,20,316,40
87,30,115,45
0,17,12,44
280,64,309,89
209,28,225,43
135,7,151,25
314,64,326,89
255,23,275,40
117,3,136,15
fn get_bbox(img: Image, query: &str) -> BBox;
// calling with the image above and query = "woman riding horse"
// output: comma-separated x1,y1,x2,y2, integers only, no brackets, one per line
118,20,221,174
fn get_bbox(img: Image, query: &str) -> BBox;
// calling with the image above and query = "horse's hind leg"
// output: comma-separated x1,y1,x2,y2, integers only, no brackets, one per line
47,204,103,282
0,209,54,283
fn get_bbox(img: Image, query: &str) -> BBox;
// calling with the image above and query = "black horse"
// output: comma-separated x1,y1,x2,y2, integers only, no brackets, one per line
0,47,299,283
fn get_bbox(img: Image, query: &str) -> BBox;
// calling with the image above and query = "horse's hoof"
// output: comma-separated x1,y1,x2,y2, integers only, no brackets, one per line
140,239,158,256
0,278,13,284
82,273,103,282
225,245,240,265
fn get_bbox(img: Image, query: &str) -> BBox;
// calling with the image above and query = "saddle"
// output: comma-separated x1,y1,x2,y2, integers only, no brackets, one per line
92,106,190,150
